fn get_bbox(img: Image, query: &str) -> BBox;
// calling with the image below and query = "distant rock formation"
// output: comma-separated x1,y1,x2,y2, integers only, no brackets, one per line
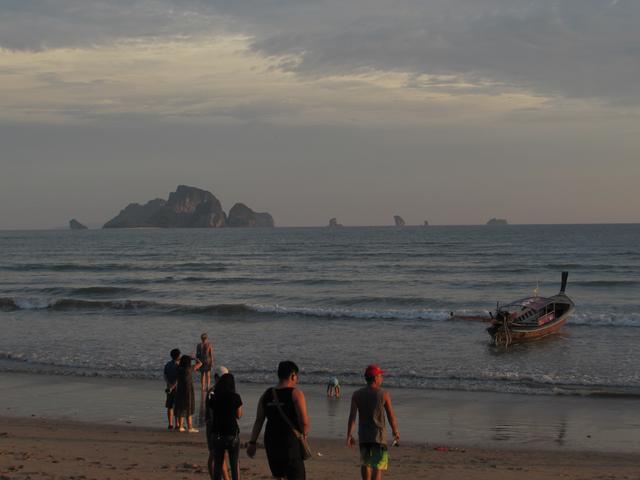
69,219,88,230
394,215,406,227
328,218,343,228
423,221,429,226
103,199,167,228
227,203,275,228
486,217,508,226
150,186,226,228
103,185,273,228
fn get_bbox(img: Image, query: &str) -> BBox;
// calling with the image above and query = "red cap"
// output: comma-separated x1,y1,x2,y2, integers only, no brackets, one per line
364,364,385,377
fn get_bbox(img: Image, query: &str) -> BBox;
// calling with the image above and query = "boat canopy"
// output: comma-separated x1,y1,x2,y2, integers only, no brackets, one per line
500,296,551,312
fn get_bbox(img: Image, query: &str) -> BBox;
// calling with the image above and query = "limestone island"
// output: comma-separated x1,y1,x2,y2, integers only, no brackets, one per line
103,185,274,228
69,219,88,230
328,218,343,228
394,215,406,227
486,217,508,226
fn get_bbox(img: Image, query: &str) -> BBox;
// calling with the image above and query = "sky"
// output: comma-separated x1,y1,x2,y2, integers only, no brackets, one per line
1,0,639,228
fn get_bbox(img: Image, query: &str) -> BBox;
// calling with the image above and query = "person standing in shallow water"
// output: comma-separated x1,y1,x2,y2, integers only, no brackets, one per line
174,355,202,432
347,364,400,480
247,361,309,480
197,333,214,391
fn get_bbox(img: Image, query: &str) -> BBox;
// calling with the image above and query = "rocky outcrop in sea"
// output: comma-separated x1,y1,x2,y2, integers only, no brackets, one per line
227,203,275,228
69,219,88,230
328,218,343,227
103,185,273,228
394,215,406,227
486,218,508,226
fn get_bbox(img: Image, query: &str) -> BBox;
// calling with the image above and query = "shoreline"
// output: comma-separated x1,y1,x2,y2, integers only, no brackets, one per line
2,416,639,480
2,372,639,454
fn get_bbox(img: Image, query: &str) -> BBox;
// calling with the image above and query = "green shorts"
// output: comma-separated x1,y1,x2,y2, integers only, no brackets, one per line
359,443,388,470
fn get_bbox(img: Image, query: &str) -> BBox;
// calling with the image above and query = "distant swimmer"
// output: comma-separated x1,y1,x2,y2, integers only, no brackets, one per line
327,377,341,398
449,311,493,322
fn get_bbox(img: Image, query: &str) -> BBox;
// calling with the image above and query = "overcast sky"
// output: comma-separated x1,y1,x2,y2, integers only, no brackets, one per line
1,0,639,228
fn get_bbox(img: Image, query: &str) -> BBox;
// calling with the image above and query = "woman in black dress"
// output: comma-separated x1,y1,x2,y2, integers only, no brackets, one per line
208,373,243,480
246,361,309,480
174,355,201,432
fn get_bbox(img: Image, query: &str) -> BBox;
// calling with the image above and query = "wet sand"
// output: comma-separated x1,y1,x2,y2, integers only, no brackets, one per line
2,372,639,453
2,416,639,480
1,372,639,479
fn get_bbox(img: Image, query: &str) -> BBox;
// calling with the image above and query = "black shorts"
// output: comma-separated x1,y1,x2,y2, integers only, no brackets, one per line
210,433,239,451
165,389,176,409
265,435,305,480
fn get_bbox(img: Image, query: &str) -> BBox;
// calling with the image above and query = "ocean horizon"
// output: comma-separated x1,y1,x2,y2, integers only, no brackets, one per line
3,221,640,231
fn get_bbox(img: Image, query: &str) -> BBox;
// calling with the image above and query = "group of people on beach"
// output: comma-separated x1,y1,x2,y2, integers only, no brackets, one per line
163,333,400,480
163,333,214,433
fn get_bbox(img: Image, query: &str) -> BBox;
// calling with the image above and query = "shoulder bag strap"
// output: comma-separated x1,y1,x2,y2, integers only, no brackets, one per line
271,388,304,440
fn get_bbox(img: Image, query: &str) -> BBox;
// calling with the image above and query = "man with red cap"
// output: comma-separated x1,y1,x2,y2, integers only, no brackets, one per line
346,364,400,480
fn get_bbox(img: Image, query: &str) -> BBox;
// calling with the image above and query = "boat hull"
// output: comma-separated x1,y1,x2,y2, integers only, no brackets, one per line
487,292,575,346
505,310,572,342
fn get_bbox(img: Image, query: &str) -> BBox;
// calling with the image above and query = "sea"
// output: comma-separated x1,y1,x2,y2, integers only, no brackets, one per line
1,225,639,398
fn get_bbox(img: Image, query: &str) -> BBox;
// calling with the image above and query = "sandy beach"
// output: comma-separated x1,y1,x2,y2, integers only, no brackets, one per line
1,372,639,479
2,416,639,480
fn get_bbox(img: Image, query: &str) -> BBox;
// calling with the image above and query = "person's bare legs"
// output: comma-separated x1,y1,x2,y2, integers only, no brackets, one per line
208,453,230,480
167,408,174,429
211,448,231,480
360,465,371,480
177,416,185,431
222,453,230,480
186,415,193,430
360,466,382,480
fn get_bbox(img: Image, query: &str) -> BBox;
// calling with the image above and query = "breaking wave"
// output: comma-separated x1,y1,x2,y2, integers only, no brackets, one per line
0,296,451,321
2,296,639,326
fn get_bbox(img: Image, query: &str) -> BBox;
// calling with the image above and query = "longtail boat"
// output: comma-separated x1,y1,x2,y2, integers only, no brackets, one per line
487,272,574,347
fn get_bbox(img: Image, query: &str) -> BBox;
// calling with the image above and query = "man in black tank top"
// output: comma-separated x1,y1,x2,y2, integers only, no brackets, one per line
247,361,310,480
347,364,400,480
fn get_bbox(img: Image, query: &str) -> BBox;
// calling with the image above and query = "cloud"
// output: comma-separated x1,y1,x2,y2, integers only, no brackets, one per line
240,0,640,102
1,0,639,104
0,0,227,50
